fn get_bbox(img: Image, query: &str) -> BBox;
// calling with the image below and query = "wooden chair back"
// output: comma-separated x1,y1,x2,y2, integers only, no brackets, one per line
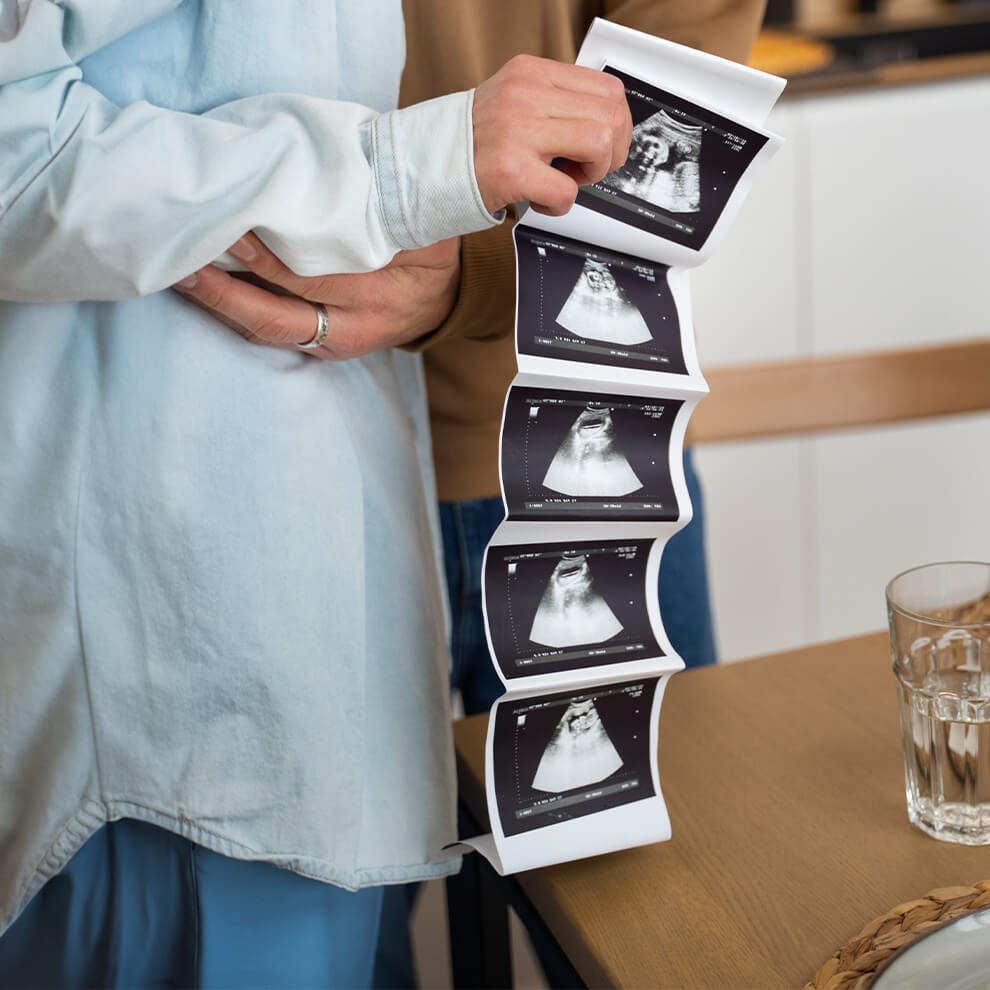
690,338,990,444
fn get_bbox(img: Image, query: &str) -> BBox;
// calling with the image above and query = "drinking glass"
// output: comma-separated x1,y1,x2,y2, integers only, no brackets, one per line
887,561,990,844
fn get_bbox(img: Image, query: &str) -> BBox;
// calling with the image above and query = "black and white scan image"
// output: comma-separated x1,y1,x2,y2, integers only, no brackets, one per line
493,678,659,837
603,110,702,214
574,66,769,250
485,540,662,679
514,227,685,374
529,553,623,648
558,260,650,345
543,404,642,497
501,386,681,521
531,699,623,792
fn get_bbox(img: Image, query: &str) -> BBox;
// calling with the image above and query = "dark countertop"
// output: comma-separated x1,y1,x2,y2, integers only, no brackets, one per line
754,4,990,98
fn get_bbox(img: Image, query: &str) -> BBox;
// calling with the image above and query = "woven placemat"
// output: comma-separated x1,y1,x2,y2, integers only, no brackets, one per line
805,880,990,990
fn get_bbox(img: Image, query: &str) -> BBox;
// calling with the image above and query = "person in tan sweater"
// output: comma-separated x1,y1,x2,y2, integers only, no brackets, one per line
402,0,766,720
373,3,767,986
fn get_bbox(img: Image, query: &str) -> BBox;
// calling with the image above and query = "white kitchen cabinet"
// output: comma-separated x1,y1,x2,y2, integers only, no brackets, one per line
689,74,990,662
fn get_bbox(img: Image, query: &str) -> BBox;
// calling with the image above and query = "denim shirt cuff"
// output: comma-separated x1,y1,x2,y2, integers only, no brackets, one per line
368,90,504,251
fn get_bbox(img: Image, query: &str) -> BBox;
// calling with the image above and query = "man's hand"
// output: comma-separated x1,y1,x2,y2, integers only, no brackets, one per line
472,55,633,217
173,234,461,360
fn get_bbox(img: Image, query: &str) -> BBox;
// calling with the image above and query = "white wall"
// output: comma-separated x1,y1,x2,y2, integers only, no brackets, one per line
690,75,990,662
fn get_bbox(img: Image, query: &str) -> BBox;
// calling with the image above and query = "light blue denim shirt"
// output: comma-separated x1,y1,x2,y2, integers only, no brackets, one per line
0,0,499,934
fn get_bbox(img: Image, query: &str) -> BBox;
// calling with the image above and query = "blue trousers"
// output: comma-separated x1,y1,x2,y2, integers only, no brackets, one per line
0,819,383,989
372,448,716,987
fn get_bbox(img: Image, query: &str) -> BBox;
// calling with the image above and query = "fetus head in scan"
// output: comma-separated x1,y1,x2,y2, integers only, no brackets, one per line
584,261,617,294
531,697,624,793
630,129,670,175
542,404,643,497
556,261,652,346
529,552,624,648
563,698,597,732
555,552,591,587
576,405,612,443
603,110,702,213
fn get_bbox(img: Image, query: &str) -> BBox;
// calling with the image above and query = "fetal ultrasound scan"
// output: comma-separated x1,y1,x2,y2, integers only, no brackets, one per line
501,386,681,522
532,698,624,792
493,678,659,836
485,540,663,680
559,259,652,345
604,109,703,214
530,555,624,649
514,227,686,374
574,66,769,250
543,403,642,496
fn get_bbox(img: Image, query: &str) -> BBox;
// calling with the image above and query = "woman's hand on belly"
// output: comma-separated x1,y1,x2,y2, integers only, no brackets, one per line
172,234,460,360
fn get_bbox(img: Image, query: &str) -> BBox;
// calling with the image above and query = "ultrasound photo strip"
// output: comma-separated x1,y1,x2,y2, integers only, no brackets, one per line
454,17,785,877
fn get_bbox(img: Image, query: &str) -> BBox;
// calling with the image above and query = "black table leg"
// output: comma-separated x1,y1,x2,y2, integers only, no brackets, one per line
446,805,512,988
445,802,586,989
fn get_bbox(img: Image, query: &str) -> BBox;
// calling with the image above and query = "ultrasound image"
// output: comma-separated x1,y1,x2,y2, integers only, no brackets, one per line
493,678,659,836
531,699,624,793
556,259,652,346
500,386,681,522
602,110,702,213
573,66,770,250
483,540,663,680
529,553,623,648
514,227,686,375
542,404,643,497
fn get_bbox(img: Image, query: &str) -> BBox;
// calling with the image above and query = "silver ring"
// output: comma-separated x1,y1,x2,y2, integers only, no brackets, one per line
298,303,329,350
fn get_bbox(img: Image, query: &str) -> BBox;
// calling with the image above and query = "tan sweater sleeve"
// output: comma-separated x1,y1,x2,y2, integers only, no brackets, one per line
602,0,767,65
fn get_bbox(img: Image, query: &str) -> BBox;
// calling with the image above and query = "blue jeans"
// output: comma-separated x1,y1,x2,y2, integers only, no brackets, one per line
0,820,384,989
372,449,716,987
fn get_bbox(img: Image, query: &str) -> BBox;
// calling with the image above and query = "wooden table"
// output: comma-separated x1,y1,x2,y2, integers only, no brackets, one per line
452,632,990,988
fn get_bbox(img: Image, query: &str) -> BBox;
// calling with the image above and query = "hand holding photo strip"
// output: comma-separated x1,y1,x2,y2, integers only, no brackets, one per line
449,18,784,877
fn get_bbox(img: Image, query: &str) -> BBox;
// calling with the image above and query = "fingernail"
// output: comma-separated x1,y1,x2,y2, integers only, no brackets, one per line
176,273,197,289
229,237,256,262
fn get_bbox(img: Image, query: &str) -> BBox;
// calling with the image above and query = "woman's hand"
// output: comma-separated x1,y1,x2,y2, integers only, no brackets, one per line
173,234,460,360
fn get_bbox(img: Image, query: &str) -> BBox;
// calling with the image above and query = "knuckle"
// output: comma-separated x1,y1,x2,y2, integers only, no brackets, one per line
508,53,537,76
550,178,578,214
605,72,627,101
493,155,525,200
254,313,295,343
608,100,630,134
593,123,613,158
197,287,226,311
328,330,361,361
